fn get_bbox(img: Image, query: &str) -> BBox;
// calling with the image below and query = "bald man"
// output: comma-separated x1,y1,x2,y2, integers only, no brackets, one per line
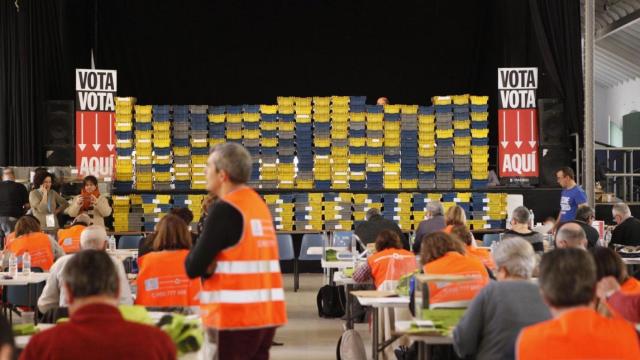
377,97,389,106
555,222,588,249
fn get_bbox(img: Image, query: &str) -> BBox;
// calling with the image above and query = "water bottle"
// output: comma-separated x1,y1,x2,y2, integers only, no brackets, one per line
108,235,117,252
22,251,31,276
603,228,612,247
8,253,17,277
351,234,357,262
529,209,535,229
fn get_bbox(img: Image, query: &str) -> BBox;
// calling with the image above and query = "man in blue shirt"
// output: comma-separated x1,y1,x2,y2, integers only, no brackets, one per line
556,167,588,223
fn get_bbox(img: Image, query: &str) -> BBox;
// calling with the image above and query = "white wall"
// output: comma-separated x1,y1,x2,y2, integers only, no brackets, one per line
595,79,640,145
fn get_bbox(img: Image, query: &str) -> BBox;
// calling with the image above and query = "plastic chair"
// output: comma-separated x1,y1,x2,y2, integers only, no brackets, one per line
118,235,144,249
277,234,297,291
482,233,501,247
296,234,324,292
332,231,353,248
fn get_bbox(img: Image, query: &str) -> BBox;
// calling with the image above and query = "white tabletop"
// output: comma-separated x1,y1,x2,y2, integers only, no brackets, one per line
0,272,49,286
355,296,410,308
333,271,372,286
321,259,355,269
622,257,640,265
107,249,138,261
394,320,453,344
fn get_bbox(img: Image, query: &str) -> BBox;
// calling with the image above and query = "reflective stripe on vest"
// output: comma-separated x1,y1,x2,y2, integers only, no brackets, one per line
6,232,54,270
367,248,417,289
135,250,201,307
57,225,85,254
200,187,287,330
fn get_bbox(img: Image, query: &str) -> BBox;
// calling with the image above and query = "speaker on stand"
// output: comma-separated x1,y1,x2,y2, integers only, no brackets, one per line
538,99,574,187
42,100,75,166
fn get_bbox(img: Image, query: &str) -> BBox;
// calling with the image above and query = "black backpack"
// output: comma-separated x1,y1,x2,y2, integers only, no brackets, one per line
316,285,346,318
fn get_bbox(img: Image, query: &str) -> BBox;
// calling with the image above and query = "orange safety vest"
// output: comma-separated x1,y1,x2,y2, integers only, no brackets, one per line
443,225,453,234
199,187,287,330
57,225,86,254
367,248,417,289
6,232,54,271
465,245,495,270
135,249,201,307
422,251,489,305
516,307,640,360
621,277,640,295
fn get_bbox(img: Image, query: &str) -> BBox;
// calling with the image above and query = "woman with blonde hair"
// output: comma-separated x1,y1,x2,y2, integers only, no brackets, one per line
443,205,466,234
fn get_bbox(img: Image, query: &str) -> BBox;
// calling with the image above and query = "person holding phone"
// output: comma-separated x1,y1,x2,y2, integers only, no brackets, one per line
65,176,111,229
29,172,67,230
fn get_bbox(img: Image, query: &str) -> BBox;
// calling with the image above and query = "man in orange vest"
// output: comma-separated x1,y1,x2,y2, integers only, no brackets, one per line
516,248,640,359
56,214,91,254
185,143,287,360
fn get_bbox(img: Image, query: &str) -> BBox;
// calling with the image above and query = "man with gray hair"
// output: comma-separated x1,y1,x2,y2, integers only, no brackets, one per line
413,201,445,254
354,207,407,249
502,206,544,253
555,222,588,249
609,202,640,247
570,205,599,248
37,225,132,314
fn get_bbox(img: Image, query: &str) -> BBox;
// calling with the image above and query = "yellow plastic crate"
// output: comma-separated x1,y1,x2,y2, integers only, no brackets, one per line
453,120,470,129
243,129,260,139
401,105,419,114
226,114,242,123
116,106,133,116
471,145,490,154
366,113,384,122
418,164,436,172
350,154,366,163
454,147,471,155
432,96,452,105
296,180,314,189
208,114,225,123
384,122,401,131
294,97,312,106
260,122,278,131
468,220,488,230
175,172,191,181
313,97,331,106
152,123,171,132
243,113,260,122
367,122,383,131
402,180,418,188
331,96,349,105
313,113,330,122
331,113,349,122
427,193,442,202
470,95,489,105
134,113,152,122
261,138,278,147
454,137,471,147
472,171,489,180
452,94,470,105
331,105,349,114
115,113,133,122
295,114,312,123
134,105,152,114
418,146,436,157
331,147,349,156
115,123,132,132
383,105,400,114
436,129,454,138
418,115,436,124
153,156,172,165
115,173,133,181
471,153,490,162
471,112,489,121
349,138,366,147
471,129,489,138
367,138,384,147
116,139,133,149
314,138,331,147
277,97,295,106
173,147,191,156
454,179,471,189
153,139,171,148
260,105,278,114
385,139,400,147
278,105,294,114
351,113,365,121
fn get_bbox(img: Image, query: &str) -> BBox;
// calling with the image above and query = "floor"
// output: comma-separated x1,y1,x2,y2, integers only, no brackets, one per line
271,273,373,360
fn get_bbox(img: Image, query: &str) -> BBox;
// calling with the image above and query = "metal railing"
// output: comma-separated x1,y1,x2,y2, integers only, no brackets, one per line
595,146,640,203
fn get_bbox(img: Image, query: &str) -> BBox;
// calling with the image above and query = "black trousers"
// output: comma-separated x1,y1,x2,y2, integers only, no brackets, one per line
208,327,276,360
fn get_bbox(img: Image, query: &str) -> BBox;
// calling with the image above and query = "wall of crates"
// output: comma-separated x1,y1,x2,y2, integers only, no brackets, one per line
111,192,507,232
112,95,490,192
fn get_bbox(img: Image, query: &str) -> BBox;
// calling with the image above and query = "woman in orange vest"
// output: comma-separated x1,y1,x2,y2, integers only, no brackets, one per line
56,214,91,254
421,232,489,306
5,215,63,271
135,214,201,307
353,229,417,289
590,247,640,294
450,224,496,270
443,205,466,234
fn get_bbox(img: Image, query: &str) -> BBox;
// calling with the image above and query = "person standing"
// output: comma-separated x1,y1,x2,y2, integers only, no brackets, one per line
354,208,408,250
556,167,587,223
65,176,111,229
29,172,67,230
185,143,286,360
0,168,29,234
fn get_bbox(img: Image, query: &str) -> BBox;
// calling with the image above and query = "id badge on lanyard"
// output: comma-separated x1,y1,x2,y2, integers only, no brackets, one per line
46,214,56,228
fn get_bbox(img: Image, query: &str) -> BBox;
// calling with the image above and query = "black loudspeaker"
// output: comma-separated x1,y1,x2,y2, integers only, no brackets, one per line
43,100,74,146
539,145,573,187
44,145,75,166
538,98,565,146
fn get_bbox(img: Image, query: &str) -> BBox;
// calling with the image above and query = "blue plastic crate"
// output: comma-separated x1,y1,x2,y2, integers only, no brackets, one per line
367,147,384,155
279,155,295,163
135,123,152,131
153,113,171,121
261,114,277,122
470,104,489,113
262,130,278,138
190,113,207,122
471,121,488,129
349,181,367,190
350,96,367,105
454,113,470,121
435,105,453,114
314,147,331,156
116,131,133,140
226,105,242,114
190,123,208,131
261,147,277,156
436,139,455,147
453,105,469,113
383,113,400,121
314,122,331,131
243,104,260,113
436,164,454,171
152,164,172,172
207,105,226,115
116,148,133,157
173,113,189,122
173,138,190,147
279,114,295,121
349,105,366,113
173,105,189,115
366,105,384,113
454,129,471,137
471,138,489,146
243,122,260,130
314,180,332,190
454,171,471,179
472,180,489,189
487,220,505,229
350,164,366,172
174,181,191,191
349,129,366,137
154,147,171,156
384,155,401,162
418,106,435,115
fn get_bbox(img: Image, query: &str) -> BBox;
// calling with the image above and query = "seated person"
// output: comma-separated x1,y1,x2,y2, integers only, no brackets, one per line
555,222,587,249
38,226,132,314
516,248,640,359
443,205,466,234
354,208,407,250
420,232,489,306
450,224,495,270
136,214,201,307
597,277,640,323
454,237,550,360
4,215,64,271
56,214,91,254
352,230,417,290
138,207,196,257
609,202,640,247
590,247,640,294
413,201,446,254
570,206,599,248
502,206,544,253
22,250,176,359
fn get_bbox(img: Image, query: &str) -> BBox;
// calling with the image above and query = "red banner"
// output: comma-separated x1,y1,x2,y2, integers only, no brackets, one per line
75,111,115,177
498,109,539,178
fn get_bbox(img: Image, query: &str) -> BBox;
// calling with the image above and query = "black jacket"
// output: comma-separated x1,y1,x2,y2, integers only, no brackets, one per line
354,214,408,250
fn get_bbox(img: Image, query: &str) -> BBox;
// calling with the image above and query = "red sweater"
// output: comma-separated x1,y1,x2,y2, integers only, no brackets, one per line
20,303,176,360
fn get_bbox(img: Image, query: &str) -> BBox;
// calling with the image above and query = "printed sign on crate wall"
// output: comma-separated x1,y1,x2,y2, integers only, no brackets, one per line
497,67,539,184
75,69,117,177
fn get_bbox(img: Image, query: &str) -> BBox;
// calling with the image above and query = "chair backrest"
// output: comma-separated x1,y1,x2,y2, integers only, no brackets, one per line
482,233,501,247
299,233,324,261
5,267,45,307
332,231,353,248
118,235,143,249
277,234,295,261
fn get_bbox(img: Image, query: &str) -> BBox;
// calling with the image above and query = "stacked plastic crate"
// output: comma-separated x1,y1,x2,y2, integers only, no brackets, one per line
112,195,131,232
418,106,436,190
129,195,143,232
134,105,153,190
434,97,454,190
452,95,472,190
208,106,227,149
293,193,309,231
173,105,191,191
151,105,172,191
348,97,367,190
470,96,490,189
331,96,350,190
140,194,158,232
263,195,283,230
313,97,332,191
353,194,368,222
366,106,384,190
275,193,295,231
401,105,419,189
190,105,210,190
367,194,384,216
486,193,508,229
454,192,472,220
277,99,296,189
469,192,489,230
188,194,206,227
114,97,135,193
259,105,278,189
242,105,262,188
412,193,427,230
324,192,353,231
383,105,401,190
295,99,314,189
397,192,413,231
